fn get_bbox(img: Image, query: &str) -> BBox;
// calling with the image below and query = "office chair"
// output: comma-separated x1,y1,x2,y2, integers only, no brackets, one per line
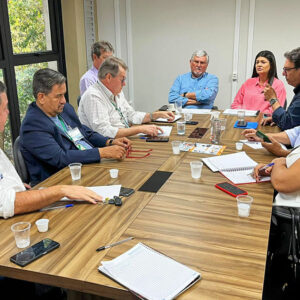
77,96,81,107
13,136,29,183
283,99,287,110
212,105,219,110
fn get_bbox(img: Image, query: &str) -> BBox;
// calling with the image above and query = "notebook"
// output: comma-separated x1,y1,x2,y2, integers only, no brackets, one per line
98,243,201,300
223,109,259,116
202,151,270,184
154,114,181,123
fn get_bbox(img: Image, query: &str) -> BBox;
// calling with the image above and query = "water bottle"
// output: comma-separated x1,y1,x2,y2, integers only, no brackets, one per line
211,119,221,144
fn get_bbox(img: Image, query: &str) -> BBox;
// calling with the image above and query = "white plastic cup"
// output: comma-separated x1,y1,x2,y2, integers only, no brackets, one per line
177,121,186,135
236,195,253,217
210,111,220,120
172,141,181,155
190,161,203,179
184,113,193,122
109,169,119,178
35,219,49,233
220,118,227,131
168,104,175,111
11,222,31,248
68,163,82,181
236,142,243,150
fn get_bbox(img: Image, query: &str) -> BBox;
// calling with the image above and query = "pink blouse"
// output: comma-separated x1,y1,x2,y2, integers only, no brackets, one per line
231,77,286,114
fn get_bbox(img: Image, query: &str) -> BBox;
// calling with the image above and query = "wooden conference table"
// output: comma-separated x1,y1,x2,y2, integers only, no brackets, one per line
0,112,280,299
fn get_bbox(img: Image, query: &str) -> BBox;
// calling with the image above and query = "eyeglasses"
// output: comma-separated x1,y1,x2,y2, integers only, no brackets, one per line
126,147,152,159
283,67,297,74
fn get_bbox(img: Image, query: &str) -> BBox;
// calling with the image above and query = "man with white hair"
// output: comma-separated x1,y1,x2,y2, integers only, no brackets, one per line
168,50,219,109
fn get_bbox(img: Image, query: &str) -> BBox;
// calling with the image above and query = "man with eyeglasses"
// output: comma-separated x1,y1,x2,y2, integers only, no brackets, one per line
168,50,219,109
78,57,175,138
262,47,300,130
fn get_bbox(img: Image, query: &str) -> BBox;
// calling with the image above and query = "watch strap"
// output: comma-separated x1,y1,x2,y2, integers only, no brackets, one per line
270,98,278,106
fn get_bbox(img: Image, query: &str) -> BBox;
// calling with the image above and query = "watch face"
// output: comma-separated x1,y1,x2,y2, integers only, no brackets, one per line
270,98,277,105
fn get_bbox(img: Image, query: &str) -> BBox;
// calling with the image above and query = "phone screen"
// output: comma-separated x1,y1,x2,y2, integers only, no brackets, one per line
10,238,60,267
119,187,135,197
215,182,247,197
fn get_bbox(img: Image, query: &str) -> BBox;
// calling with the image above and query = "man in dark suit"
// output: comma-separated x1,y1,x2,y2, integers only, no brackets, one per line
20,68,130,185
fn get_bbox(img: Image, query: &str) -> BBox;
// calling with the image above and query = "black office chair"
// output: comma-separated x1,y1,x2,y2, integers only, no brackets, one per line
283,99,287,110
13,136,29,184
77,96,81,107
212,105,219,110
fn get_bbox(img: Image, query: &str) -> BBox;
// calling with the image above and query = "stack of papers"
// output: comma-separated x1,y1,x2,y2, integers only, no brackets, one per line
181,108,211,114
223,109,259,117
138,125,173,137
179,142,226,155
98,243,201,300
202,152,270,184
154,115,181,123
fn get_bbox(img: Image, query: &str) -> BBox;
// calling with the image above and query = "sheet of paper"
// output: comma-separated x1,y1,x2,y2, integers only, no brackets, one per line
155,114,181,122
181,108,211,115
138,125,173,137
99,243,200,300
240,139,263,149
179,142,226,155
223,109,258,117
61,185,121,201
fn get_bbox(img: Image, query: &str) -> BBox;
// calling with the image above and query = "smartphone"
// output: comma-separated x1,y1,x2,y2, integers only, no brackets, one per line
146,137,169,142
215,182,248,197
256,130,271,143
159,105,168,111
185,121,199,125
120,187,135,197
237,120,248,127
10,238,60,267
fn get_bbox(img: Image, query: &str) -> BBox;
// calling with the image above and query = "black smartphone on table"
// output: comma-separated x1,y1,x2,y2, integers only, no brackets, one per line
10,238,60,267
215,182,248,197
120,187,135,197
146,137,169,142
256,130,271,143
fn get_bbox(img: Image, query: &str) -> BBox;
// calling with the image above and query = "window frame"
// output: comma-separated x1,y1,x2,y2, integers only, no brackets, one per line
0,0,67,143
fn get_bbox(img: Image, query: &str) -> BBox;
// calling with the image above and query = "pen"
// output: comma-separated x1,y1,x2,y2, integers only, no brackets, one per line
40,204,74,211
96,236,134,252
258,162,275,171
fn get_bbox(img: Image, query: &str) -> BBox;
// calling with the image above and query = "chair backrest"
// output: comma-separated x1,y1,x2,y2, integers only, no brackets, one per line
13,136,29,183
283,99,287,110
77,96,81,107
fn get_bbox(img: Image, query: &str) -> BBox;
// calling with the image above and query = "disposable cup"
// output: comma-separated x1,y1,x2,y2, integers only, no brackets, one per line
35,219,49,233
172,141,181,155
236,195,253,217
177,121,186,135
190,161,203,179
109,169,119,178
236,142,243,150
11,222,31,248
68,163,82,181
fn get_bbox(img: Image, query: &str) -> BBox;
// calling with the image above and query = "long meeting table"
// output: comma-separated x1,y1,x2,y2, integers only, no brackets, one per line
0,112,280,299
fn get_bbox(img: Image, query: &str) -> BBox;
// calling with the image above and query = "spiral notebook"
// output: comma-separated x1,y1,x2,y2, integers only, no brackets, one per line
202,151,270,184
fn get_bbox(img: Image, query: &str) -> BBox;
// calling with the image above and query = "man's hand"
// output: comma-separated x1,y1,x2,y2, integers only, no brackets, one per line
140,125,163,136
60,185,103,204
113,137,131,149
260,116,276,126
152,111,175,121
263,84,278,102
261,136,290,157
186,99,198,106
241,129,260,141
99,145,126,160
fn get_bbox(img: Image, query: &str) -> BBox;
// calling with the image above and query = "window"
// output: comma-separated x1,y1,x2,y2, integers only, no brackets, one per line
0,0,66,157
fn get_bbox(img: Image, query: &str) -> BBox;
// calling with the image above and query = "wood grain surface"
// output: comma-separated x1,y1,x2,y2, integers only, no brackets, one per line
0,112,280,299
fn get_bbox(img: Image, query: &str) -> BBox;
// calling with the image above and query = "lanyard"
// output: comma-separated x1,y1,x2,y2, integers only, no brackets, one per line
109,97,130,128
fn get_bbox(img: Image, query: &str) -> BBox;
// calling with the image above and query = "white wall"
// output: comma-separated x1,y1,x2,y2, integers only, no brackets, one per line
96,0,300,111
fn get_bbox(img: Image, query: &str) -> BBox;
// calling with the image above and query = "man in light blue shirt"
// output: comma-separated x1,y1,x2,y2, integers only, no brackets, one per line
242,127,300,157
168,50,219,109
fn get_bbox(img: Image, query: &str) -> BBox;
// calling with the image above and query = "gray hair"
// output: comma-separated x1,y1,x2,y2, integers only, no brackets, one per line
91,41,114,60
98,57,128,79
284,47,300,69
0,81,6,104
191,50,209,64
32,68,66,99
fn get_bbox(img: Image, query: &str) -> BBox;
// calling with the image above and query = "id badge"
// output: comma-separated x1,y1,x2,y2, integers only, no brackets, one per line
68,127,84,142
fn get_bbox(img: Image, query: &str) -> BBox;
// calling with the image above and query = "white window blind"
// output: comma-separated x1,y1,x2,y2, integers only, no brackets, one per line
84,0,95,69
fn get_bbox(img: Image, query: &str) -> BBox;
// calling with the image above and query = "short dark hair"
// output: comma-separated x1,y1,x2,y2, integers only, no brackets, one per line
32,68,66,99
0,81,6,104
284,47,300,69
252,50,278,84
91,41,114,60
98,57,128,79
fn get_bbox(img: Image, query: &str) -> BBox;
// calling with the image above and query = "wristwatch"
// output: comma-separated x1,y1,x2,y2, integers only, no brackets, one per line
108,139,114,146
269,98,278,106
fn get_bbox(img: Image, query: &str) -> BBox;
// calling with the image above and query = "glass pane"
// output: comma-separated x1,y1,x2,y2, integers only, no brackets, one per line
0,69,13,159
8,0,52,54
15,62,57,121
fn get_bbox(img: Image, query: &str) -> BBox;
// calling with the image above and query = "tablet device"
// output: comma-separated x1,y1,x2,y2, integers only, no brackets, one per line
138,171,172,193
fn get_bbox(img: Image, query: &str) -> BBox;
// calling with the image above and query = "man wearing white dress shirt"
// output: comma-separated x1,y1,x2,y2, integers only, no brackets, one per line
78,56,175,138
0,81,102,219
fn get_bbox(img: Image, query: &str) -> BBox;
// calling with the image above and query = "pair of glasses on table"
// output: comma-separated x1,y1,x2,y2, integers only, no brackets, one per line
126,147,152,158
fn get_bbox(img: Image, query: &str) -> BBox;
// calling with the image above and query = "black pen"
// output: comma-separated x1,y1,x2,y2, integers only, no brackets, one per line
96,237,134,252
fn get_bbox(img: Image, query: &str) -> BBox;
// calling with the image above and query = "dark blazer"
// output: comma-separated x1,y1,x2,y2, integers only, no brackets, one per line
20,102,108,185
